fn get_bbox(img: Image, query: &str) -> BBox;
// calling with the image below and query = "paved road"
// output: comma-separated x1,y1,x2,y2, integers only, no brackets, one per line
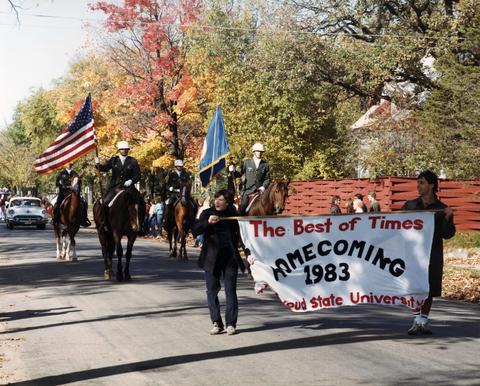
0,223,479,385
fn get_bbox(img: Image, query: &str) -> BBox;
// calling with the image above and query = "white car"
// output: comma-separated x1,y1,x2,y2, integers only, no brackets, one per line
6,197,48,230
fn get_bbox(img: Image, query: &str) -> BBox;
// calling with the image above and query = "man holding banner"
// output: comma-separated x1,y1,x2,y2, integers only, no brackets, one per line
402,170,455,335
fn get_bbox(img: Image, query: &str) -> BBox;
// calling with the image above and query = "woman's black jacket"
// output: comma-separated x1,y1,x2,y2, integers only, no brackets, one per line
192,205,246,274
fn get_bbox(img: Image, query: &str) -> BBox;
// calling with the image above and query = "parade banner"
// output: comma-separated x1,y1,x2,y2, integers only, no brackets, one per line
238,212,434,312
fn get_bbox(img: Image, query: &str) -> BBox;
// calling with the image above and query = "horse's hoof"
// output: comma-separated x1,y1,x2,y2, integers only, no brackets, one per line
169,252,176,258
116,272,124,282
71,257,78,262
124,274,132,281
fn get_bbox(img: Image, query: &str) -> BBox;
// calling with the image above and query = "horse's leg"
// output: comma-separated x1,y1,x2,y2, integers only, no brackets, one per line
114,234,124,282
54,226,62,259
61,230,68,260
183,225,190,261
169,227,177,258
102,239,112,280
104,234,114,280
124,233,136,281
65,232,72,261
180,228,187,260
173,228,179,259
69,230,77,262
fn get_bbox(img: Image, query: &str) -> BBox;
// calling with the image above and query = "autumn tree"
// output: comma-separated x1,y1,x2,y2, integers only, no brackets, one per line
91,0,205,162
187,0,358,178
0,132,39,194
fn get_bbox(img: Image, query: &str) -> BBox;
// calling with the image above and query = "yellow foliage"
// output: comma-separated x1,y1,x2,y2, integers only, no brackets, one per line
152,154,176,169
130,139,168,169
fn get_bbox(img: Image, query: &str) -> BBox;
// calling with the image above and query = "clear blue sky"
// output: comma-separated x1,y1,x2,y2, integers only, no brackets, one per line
0,0,114,129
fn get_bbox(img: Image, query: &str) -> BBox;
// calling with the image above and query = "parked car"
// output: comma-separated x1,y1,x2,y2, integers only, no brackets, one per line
5,197,48,230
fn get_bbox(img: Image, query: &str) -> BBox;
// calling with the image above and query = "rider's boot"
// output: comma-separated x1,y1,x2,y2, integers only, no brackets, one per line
80,202,91,227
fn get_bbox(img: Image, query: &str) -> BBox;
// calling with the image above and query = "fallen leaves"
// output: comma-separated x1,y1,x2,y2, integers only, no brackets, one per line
443,252,480,302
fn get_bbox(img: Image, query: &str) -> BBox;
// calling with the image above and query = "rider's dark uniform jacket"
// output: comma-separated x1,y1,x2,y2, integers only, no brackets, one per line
97,156,141,190
166,169,191,194
56,169,79,194
234,158,271,195
56,169,80,210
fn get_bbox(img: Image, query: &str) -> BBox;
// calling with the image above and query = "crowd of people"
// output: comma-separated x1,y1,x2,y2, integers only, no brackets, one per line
330,191,382,215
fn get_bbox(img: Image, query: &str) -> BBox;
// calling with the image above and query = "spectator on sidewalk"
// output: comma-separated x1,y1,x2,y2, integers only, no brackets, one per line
344,198,354,214
367,191,381,212
353,193,368,213
194,196,211,247
150,197,164,239
329,195,342,215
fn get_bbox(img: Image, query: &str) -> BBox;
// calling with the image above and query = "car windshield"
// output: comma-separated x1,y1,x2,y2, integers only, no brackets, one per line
11,199,41,207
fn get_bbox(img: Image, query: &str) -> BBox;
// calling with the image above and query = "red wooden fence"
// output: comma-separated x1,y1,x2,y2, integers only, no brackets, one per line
284,178,480,232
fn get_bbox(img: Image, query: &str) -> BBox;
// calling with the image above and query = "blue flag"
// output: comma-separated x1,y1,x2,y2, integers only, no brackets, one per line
199,106,230,187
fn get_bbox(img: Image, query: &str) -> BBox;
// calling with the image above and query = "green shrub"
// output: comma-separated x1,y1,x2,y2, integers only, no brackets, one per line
445,232,480,249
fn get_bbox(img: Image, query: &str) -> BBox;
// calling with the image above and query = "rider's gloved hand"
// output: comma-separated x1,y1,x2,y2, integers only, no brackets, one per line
169,186,174,192
124,180,133,187
258,186,265,193
228,165,235,172
94,157,100,164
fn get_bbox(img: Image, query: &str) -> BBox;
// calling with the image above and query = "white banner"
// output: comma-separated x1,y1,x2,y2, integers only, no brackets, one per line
238,212,434,312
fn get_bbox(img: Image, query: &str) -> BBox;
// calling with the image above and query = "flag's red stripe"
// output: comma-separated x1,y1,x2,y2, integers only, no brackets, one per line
34,131,96,167
34,139,96,172
34,133,95,169
47,121,93,150
35,143,97,175
36,123,94,160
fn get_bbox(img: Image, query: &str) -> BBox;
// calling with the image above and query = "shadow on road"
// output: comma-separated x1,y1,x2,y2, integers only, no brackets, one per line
0,307,79,322
2,305,204,335
8,327,480,386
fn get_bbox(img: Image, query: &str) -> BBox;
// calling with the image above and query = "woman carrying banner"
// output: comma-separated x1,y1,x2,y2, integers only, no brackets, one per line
192,189,246,336
402,170,455,335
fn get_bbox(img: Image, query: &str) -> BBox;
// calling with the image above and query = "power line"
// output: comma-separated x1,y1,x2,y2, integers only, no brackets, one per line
0,10,459,41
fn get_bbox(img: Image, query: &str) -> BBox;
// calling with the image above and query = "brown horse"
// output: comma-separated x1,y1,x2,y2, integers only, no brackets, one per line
93,187,146,281
246,178,291,216
54,176,81,261
165,177,197,260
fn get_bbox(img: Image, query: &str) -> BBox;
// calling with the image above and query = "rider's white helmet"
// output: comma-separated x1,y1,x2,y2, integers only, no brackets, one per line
117,141,130,150
174,159,184,167
252,142,265,152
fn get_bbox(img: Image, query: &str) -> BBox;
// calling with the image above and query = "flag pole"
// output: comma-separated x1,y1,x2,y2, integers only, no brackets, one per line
90,94,105,200
94,139,105,200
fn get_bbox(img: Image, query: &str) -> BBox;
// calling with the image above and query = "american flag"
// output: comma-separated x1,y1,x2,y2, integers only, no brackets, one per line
34,95,97,174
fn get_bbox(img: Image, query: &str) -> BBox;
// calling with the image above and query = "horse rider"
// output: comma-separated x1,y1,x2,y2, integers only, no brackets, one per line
94,141,141,218
229,142,271,215
164,159,191,218
54,163,90,227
